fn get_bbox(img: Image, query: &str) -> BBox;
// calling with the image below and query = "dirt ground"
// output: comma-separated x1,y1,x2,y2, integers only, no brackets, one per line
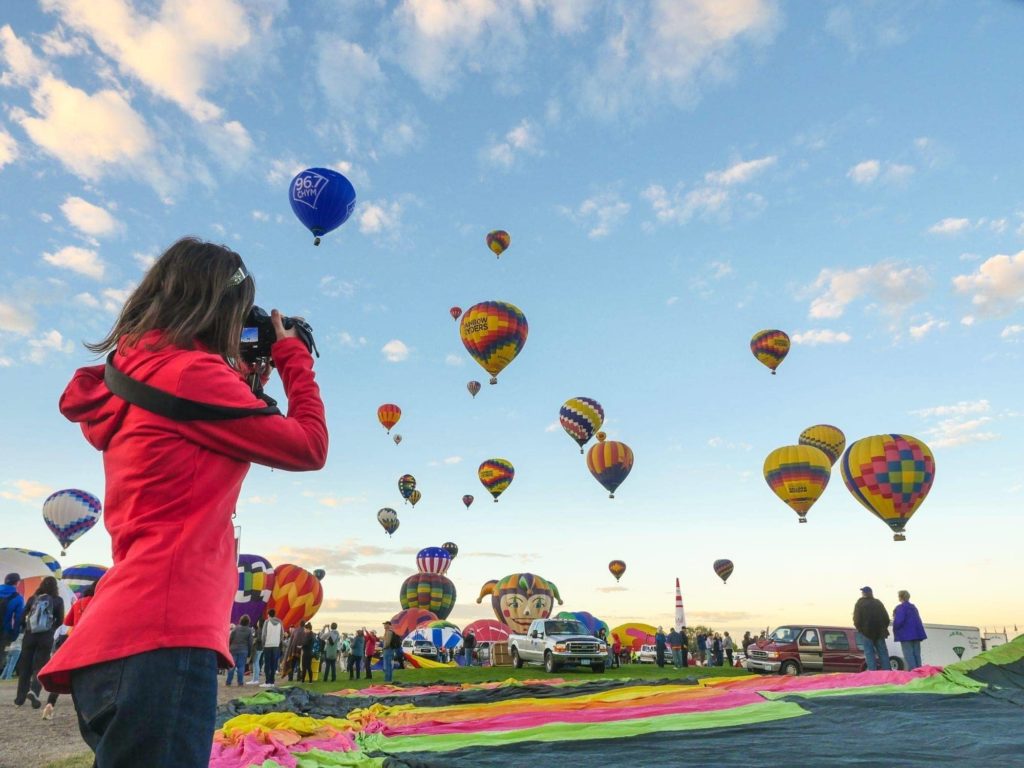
0,678,248,768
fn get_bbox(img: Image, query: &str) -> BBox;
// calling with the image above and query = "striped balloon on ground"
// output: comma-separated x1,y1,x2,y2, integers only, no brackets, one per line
400,572,456,620
417,547,452,575
586,439,634,498
264,564,322,630
232,554,275,625
478,459,515,502
750,329,790,374
459,301,528,384
559,397,605,454
63,563,108,596
390,608,438,637
409,621,463,650
763,445,831,523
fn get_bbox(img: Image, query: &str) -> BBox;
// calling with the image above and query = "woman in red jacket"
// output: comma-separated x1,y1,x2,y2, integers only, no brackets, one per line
39,237,328,768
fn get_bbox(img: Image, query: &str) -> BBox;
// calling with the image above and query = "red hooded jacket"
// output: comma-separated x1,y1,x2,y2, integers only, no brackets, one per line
39,332,327,693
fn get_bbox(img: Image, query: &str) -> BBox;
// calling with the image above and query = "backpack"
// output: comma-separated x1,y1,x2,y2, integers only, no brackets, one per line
0,594,12,638
327,633,336,646
27,595,55,634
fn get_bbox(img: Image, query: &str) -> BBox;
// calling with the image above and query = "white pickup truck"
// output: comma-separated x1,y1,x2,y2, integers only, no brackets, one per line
508,618,608,673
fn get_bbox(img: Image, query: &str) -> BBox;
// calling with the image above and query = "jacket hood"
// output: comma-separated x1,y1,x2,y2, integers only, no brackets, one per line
0,584,20,598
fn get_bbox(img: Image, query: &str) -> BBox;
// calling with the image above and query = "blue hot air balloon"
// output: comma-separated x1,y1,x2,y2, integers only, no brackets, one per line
288,167,357,245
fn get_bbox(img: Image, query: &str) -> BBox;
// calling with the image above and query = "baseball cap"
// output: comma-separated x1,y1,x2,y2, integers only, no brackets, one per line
383,620,391,625
860,586,873,594
4,572,20,585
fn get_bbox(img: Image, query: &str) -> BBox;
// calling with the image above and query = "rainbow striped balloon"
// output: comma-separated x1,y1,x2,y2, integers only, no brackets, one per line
750,329,791,374
486,230,511,257
377,404,401,434
763,445,832,523
264,563,322,629
478,459,515,502
400,572,456,620
460,301,528,384
587,440,634,498
559,397,605,454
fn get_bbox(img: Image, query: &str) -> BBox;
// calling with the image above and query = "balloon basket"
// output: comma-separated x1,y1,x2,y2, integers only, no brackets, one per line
313,237,321,246
489,377,498,385
771,371,776,375
798,518,807,524
894,533,906,542
609,493,615,499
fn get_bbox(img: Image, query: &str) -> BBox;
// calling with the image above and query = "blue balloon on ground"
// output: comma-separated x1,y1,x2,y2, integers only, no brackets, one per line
288,167,357,245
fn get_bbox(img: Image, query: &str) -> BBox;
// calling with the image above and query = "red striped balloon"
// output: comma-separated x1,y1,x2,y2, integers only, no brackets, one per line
377,404,401,434
264,563,322,630
586,440,634,498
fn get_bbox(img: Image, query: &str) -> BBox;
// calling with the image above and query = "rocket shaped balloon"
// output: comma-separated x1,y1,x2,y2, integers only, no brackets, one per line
675,578,686,629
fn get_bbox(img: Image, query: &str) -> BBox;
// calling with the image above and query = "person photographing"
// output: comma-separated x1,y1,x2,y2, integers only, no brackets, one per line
39,237,329,768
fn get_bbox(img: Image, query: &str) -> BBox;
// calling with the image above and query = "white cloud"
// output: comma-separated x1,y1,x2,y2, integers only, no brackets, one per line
444,353,463,366
359,200,403,235
705,155,776,186
0,128,18,170
484,119,542,169
1001,324,1024,339
0,479,53,503
908,317,948,340
26,329,74,363
545,420,561,433
912,400,1000,448
60,196,120,237
666,296,679,306
319,276,355,299
961,315,975,326
706,436,751,451
847,159,879,184
928,217,972,235
847,159,914,185
42,245,105,279
952,250,1024,316
74,291,100,308
642,183,728,224
710,261,733,279
911,400,990,419
266,157,305,186
560,192,630,238
0,25,48,85
251,210,269,222
132,251,156,270
0,300,34,333
101,285,133,312
442,456,462,465
806,262,929,319
316,37,386,113
884,163,915,183
381,339,410,362
791,329,852,345
334,332,367,349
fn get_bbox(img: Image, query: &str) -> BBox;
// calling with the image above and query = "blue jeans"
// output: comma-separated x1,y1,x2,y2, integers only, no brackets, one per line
383,648,395,682
900,640,923,670
671,649,683,668
857,633,891,670
1,647,19,679
71,647,217,768
226,651,247,685
249,649,263,683
263,647,281,684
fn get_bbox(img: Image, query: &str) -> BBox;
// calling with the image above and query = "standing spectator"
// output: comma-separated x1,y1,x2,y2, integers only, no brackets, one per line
741,631,754,654
363,629,377,679
611,633,622,668
463,629,476,668
285,626,304,681
15,576,65,708
299,622,315,683
2,633,22,679
1,572,25,673
893,590,927,670
724,632,735,667
226,617,253,687
44,582,100,719
340,633,351,673
853,586,891,671
382,621,399,682
667,627,683,669
712,633,724,667
321,624,339,682
654,626,667,668
679,628,689,667
696,631,708,666
348,630,365,679
249,620,264,685
260,609,284,687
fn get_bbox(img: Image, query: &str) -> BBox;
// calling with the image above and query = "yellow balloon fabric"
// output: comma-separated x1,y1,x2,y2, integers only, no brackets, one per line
798,424,846,466
763,445,832,523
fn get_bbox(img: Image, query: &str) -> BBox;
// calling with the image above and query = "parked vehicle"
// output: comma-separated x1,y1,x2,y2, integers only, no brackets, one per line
887,625,984,669
745,625,865,675
637,644,660,664
508,619,608,673
401,638,438,659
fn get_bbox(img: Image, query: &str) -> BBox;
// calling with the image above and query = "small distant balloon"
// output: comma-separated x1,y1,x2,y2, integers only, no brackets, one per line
313,568,326,581
378,508,399,537
42,489,102,556
596,431,607,442
409,489,422,507
587,441,634,498
393,434,402,446
479,459,515,502
608,560,626,582
450,306,462,321
460,301,528,385
378,404,401,434
399,474,416,502
467,380,481,398
462,494,475,509
442,541,459,559
486,230,511,257
750,329,791,374
288,167,356,246
713,559,734,584
560,397,605,454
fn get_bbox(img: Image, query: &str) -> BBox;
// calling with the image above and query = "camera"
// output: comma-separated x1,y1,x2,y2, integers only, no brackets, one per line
240,305,318,364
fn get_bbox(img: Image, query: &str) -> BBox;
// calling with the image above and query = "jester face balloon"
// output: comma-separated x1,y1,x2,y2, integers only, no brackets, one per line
42,489,102,554
486,230,511,257
799,424,846,466
289,167,356,245
750,329,791,374
416,546,451,575
477,573,563,634
478,459,515,502
713,559,734,584
763,445,832,523
232,554,275,625
587,440,634,498
378,404,401,434
460,301,528,384
841,434,935,541
264,563,322,629
400,572,456,620
560,397,605,454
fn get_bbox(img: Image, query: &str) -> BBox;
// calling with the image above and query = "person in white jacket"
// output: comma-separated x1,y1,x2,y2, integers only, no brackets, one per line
260,610,284,687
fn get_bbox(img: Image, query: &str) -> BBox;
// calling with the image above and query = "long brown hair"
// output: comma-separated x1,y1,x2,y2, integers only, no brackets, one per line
86,237,255,362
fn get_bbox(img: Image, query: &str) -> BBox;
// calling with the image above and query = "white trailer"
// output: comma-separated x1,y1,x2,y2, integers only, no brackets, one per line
887,624,982,669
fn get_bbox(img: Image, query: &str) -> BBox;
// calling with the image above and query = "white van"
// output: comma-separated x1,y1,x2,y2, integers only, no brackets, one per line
887,624,982,669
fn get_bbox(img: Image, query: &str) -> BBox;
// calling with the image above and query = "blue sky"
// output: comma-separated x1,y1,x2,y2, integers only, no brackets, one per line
1,1,1022,637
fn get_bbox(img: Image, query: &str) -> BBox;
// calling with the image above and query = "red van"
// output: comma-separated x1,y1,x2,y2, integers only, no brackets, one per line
745,625,866,675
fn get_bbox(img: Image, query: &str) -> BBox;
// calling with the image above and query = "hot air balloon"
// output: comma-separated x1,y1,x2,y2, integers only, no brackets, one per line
459,301,528,384
264,564,323,629
393,434,402,446
559,397,605,454
587,440,634,498
763,445,832,523
42,489,102,556
477,573,562,634
799,424,846,466
611,623,657,653
478,459,515,502
595,431,607,442
467,380,481,398
750,329,790,374
462,618,511,644
378,404,401,434
608,560,626,582
713,559,734,584
486,230,511,257
0,548,74,614
390,607,438,637
400,572,456,620
841,434,935,541
442,541,458,559
409,621,463,651
377,507,399,537
462,495,475,508
62,563,108,597
416,546,452,575
556,611,609,637
232,554,275,626
289,167,356,245
409,489,422,507
450,306,462,321
313,568,326,581
399,474,416,502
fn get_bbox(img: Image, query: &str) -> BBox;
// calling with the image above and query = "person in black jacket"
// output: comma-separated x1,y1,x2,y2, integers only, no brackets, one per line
14,577,64,708
853,586,891,671
300,622,315,683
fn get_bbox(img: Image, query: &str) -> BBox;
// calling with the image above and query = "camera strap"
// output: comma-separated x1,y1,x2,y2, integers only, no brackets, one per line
104,352,282,422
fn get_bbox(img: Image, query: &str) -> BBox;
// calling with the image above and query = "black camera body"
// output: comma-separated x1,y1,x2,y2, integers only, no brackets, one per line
240,306,318,364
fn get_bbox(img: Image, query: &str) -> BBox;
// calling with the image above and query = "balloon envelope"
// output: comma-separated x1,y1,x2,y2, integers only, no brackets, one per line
416,547,452,575
62,563,108,596
462,495,475,508
400,572,456,620
799,424,847,466
587,440,634,498
459,301,528,384
763,445,832,523
841,434,935,541
232,554,275,626
288,167,356,245
378,404,401,434
557,610,609,637
713,559,734,584
390,608,438,637
611,622,657,652
313,568,326,581
264,564,322,630
462,619,511,644
377,508,399,536
467,381,481,398
409,621,463,650
409,489,422,507
441,542,459,559
560,397,605,453
0,548,62,599
450,306,462,320
399,475,416,501
486,230,510,257
42,489,102,553
750,329,791,373
478,459,515,501
608,560,626,582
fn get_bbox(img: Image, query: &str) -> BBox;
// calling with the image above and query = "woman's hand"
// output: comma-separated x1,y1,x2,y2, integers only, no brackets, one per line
271,309,302,341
